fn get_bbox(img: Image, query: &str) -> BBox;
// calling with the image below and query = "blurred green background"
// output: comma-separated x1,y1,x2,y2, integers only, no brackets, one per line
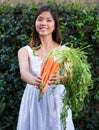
0,0,99,130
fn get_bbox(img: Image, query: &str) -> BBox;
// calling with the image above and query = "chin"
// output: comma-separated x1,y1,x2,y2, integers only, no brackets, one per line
39,33,50,36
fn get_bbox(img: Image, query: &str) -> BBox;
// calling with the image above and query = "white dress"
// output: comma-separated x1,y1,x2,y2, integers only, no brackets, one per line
17,45,75,130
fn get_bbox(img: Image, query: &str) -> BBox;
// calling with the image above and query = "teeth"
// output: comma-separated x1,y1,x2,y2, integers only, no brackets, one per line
40,27,48,30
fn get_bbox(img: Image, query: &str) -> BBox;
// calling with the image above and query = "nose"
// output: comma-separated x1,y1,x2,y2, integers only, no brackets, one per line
40,20,47,25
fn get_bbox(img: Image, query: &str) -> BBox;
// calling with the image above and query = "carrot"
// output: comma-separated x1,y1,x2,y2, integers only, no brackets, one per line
40,82,49,94
42,56,54,84
40,56,59,94
39,56,54,92
41,56,54,84
50,60,59,75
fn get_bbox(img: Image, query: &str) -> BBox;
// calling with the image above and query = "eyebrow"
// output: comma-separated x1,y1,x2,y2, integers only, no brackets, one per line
37,16,53,19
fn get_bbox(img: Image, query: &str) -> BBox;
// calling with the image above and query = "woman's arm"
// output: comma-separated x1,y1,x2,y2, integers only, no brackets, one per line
18,47,42,88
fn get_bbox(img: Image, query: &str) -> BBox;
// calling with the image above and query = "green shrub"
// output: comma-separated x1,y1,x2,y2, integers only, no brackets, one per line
0,2,99,130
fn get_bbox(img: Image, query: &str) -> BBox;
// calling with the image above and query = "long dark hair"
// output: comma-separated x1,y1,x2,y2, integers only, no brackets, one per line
29,5,62,47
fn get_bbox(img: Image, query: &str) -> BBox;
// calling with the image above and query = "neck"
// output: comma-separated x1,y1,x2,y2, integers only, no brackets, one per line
40,35,54,48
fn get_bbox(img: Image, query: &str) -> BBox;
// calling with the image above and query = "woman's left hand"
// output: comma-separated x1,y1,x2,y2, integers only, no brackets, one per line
48,74,68,86
48,74,60,85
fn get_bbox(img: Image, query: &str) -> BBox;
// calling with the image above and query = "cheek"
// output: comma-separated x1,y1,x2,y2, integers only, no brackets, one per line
51,24,55,31
52,22,55,30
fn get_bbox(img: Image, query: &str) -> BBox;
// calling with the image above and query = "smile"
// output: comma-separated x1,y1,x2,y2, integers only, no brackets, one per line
40,27,48,31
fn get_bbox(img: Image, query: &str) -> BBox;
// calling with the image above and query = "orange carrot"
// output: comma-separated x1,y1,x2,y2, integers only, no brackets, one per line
40,56,59,94
41,56,54,84
40,82,49,94
42,56,54,84
50,61,59,75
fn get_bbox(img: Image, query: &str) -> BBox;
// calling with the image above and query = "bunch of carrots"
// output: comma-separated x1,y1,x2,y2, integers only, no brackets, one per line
39,55,59,94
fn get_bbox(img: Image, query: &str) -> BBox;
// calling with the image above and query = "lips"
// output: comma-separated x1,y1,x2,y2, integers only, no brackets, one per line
40,27,48,31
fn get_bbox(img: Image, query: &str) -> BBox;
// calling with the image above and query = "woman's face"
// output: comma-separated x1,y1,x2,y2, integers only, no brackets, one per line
35,11,55,37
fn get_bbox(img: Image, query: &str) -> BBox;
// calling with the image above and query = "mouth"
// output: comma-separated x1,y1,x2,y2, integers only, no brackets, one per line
40,27,48,31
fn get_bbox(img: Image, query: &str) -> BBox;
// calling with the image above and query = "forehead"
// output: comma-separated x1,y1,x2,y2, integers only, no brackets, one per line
37,11,54,19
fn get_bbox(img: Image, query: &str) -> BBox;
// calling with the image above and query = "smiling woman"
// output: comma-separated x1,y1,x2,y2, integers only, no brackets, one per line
17,5,75,130
35,11,55,36
30,5,61,48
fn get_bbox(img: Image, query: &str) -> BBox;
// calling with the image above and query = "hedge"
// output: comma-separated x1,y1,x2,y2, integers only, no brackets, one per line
0,2,99,130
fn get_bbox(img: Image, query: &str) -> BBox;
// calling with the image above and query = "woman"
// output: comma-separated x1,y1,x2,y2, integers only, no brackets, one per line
17,5,75,130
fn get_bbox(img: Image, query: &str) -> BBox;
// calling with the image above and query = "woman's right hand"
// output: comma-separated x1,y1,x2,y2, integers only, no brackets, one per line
32,76,42,88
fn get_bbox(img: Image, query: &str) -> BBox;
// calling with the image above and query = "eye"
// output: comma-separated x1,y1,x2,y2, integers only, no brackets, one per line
37,18,43,21
47,19,52,22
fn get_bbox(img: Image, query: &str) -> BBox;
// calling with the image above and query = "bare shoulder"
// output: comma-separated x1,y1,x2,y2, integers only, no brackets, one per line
18,47,28,57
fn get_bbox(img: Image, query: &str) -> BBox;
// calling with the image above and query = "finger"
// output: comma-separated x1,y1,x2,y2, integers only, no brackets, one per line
48,76,60,85
50,73,57,78
48,80,59,85
49,76,59,81
48,80,54,85
36,80,42,86
37,76,42,80
36,77,42,83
